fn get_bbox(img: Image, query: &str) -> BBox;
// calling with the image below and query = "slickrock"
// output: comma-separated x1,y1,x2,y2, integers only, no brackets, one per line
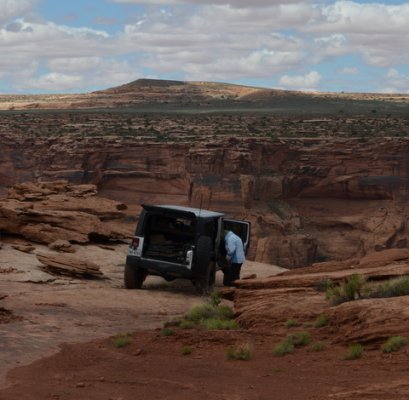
36,253,103,278
0,181,129,245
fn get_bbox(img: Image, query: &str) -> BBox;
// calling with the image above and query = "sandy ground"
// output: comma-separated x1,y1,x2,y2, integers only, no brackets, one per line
0,242,286,388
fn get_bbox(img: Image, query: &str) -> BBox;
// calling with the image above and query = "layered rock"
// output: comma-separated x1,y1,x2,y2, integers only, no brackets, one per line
2,133,409,267
0,181,130,245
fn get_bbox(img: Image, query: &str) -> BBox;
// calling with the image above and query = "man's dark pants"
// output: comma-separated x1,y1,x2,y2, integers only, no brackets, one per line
223,263,243,286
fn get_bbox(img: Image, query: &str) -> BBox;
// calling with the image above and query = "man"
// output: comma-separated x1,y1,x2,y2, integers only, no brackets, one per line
223,229,245,286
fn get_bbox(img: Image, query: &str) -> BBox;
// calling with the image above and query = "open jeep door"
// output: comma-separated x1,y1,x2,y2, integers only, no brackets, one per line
222,219,251,255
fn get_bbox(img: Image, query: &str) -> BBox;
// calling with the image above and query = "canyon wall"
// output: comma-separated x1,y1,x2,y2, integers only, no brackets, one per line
2,133,409,268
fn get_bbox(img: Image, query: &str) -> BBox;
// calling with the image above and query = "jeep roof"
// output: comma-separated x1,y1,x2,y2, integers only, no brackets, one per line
142,204,224,219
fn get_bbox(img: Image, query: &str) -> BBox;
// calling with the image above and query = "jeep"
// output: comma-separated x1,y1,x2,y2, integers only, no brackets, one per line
125,204,250,293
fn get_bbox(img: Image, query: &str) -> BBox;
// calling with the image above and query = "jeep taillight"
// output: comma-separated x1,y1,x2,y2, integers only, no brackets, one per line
131,237,140,249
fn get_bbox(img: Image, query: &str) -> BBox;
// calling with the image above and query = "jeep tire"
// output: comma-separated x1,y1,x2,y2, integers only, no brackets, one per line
193,236,215,294
124,264,147,289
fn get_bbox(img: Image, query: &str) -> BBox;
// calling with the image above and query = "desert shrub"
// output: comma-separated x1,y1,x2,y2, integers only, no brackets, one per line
227,343,253,361
313,315,329,328
179,320,195,329
273,340,295,357
181,345,193,355
315,279,335,292
309,342,326,352
286,331,311,347
114,333,132,348
369,277,409,299
185,304,215,322
382,336,408,353
161,328,175,336
201,318,239,331
181,293,237,331
326,274,366,305
286,319,301,328
343,343,363,360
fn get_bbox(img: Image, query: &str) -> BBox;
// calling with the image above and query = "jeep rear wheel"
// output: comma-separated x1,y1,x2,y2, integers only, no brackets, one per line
192,236,215,295
124,264,147,289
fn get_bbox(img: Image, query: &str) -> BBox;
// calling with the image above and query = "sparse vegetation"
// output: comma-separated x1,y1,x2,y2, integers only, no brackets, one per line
286,331,311,347
286,319,301,328
382,336,408,353
273,331,311,357
113,333,132,348
177,291,238,331
181,345,193,355
315,279,335,292
309,342,326,352
313,315,329,328
325,276,409,305
326,274,367,304
343,343,363,360
273,340,295,357
161,328,175,336
368,277,409,299
227,343,253,361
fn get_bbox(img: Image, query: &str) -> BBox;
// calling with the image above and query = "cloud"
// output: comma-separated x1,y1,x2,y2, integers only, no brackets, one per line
382,68,409,94
279,71,321,90
340,67,359,75
1,0,409,93
0,0,34,24
111,0,307,7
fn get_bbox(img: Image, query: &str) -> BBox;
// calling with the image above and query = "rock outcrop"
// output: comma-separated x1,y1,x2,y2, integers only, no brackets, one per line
0,181,130,245
232,249,409,345
2,133,409,267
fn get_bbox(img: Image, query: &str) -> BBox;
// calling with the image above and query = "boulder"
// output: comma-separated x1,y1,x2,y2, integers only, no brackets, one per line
36,253,103,278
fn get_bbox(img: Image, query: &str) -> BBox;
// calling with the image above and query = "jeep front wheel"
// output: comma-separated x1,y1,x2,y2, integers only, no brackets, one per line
124,264,147,289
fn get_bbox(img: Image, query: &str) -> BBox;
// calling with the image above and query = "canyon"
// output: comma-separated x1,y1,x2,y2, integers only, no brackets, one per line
2,79,409,399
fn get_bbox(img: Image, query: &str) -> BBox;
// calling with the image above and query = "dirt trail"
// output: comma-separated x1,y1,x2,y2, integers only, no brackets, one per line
0,242,285,388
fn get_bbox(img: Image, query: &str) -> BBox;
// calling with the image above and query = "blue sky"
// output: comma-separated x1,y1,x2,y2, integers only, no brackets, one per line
0,0,409,94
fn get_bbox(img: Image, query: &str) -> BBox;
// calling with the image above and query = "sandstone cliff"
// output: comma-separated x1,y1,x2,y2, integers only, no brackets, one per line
2,132,409,268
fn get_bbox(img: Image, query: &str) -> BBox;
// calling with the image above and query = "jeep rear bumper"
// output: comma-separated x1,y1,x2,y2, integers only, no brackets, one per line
126,255,193,280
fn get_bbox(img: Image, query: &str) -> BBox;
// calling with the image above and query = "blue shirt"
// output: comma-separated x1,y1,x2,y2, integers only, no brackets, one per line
225,231,245,264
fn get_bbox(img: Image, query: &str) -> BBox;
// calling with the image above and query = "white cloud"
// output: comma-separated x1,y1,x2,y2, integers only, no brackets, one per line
340,67,358,75
279,71,321,90
382,69,409,94
0,0,34,24
1,0,409,93
111,0,306,7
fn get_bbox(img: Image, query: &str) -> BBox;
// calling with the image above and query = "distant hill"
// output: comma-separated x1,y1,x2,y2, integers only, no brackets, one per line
1,78,409,114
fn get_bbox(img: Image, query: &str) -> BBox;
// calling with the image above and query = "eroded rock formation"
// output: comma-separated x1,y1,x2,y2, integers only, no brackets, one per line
0,181,130,245
2,134,409,267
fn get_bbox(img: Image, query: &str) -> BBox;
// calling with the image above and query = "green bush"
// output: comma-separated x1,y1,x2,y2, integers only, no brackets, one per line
315,279,335,292
309,342,326,352
201,318,239,331
181,345,193,355
161,328,175,336
180,295,237,331
286,331,311,347
227,343,253,360
313,315,329,328
326,274,366,305
113,333,132,348
382,336,408,353
286,319,301,328
273,340,295,357
369,277,409,299
186,304,215,322
179,319,195,329
343,343,363,360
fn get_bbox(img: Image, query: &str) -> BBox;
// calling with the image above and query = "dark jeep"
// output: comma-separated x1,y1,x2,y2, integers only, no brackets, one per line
125,204,250,293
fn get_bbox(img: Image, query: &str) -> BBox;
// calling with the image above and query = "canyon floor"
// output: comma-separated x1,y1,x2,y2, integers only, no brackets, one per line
1,240,409,399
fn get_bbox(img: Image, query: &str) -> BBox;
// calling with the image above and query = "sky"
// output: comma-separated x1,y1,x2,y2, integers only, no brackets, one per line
1,0,409,94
